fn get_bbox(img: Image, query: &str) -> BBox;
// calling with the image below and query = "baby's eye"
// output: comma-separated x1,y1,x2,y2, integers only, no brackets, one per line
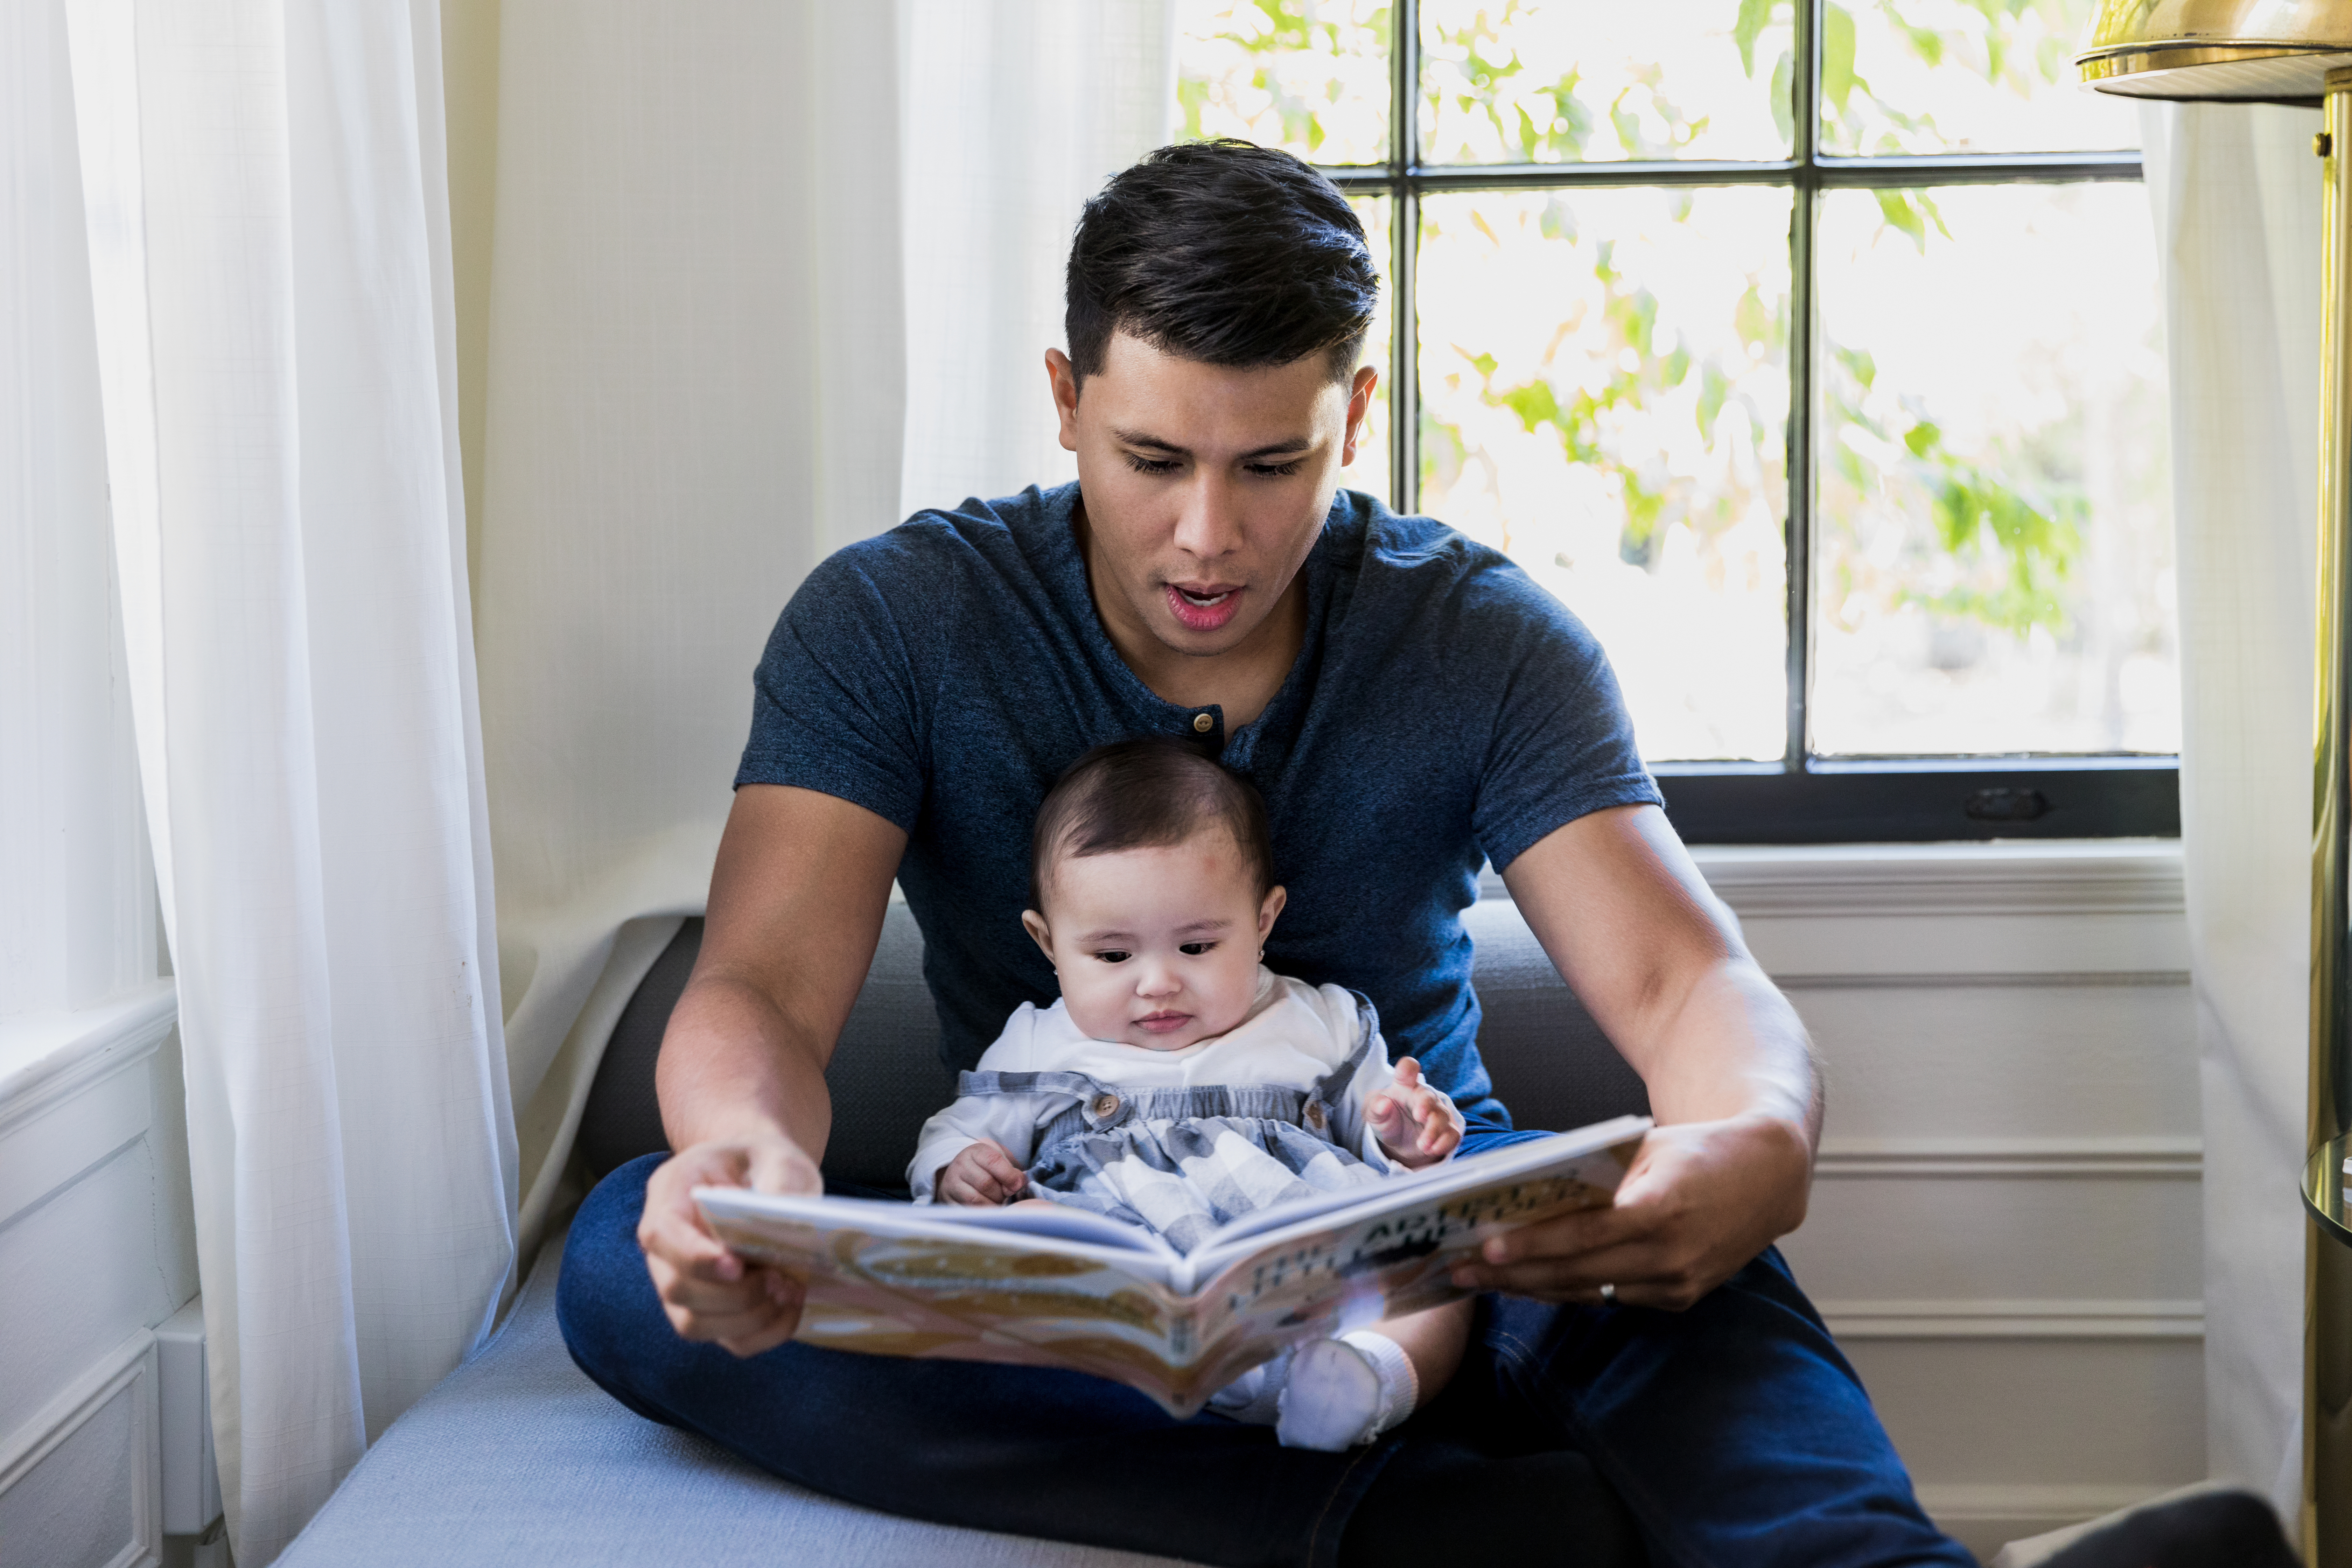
1178,941,1216,957
1093,949,1132,964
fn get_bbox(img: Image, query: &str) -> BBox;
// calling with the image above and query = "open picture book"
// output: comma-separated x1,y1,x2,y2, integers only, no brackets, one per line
695,1113,1651,1417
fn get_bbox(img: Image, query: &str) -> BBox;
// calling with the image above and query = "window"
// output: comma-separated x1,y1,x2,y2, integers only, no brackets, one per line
1177,0,2177,842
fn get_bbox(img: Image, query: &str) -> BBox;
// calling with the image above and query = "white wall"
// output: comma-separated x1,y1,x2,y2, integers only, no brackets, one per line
1701,843,2199,1558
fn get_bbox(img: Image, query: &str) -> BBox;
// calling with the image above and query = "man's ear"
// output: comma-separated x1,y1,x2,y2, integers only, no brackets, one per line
1340,365,1379,466
1046,348,1081,454
1022,909,1056,960
1257,885,1287,944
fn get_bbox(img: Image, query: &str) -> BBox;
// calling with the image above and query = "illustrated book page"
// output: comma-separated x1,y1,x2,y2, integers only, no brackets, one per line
696,1114,1651,1415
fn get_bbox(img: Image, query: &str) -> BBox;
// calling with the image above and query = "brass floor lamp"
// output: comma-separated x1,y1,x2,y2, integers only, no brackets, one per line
2077,4,2352,1559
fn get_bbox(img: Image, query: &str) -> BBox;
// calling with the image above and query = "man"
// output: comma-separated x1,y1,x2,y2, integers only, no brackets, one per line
556,139,1965,1567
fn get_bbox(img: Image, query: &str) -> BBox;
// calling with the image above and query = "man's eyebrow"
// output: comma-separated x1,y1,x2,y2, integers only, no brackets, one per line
1110,428,1317,461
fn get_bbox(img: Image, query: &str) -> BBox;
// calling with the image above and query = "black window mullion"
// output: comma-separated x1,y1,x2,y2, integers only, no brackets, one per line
1786,0,1821,775
1392,0,1419,515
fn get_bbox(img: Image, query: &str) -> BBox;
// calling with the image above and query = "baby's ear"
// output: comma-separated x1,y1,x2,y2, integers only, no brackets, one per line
1021,909,1054,959
1258,884,1287,941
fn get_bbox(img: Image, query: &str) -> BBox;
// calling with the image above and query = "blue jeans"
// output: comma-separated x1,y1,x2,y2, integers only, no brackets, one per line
558,1156,1970,1568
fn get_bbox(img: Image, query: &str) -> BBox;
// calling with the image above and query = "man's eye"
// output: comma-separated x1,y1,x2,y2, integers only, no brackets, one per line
1178,941,1215,956
1093,950,1131,964
1245,461,1304,478
1124,454,1180,476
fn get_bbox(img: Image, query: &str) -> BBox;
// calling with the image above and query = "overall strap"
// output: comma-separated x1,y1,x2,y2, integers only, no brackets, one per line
1307,990,1382,1113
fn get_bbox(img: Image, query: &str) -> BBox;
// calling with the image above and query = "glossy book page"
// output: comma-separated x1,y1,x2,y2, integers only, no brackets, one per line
696,1116,1651,1417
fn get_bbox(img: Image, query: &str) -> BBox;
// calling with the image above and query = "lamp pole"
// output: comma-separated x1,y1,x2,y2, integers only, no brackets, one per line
2312,68,2352,1566
2078,9,2352,1561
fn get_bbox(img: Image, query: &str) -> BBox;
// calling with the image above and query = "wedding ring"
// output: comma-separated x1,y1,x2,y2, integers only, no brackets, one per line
1598,1282,1618,1307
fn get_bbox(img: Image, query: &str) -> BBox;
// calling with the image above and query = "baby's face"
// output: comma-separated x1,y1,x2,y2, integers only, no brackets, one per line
1023,830,1284,1051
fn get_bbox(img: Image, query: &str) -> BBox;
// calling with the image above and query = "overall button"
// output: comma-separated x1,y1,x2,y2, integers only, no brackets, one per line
1304,1101,1328,1130
1192,713,1213,733
1090,1092,1121,1118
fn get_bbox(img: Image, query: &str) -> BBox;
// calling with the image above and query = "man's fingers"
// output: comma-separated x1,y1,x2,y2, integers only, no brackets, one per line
1480,1199,1655,1266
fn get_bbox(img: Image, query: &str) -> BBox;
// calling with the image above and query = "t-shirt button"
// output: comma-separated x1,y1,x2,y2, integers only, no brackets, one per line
1192,713,1213,733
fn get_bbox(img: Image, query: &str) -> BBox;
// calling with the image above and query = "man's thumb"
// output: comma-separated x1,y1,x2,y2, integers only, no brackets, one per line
747,1140,819,1195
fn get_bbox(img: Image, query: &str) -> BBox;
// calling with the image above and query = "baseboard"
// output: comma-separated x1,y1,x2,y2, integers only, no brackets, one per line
1819,1298,2204,1339
1918,1482,2178,1561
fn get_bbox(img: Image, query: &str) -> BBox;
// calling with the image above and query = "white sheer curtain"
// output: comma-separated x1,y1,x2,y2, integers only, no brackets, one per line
63,1,516,1561
480,1,1174,1257
2140,101,2323,1519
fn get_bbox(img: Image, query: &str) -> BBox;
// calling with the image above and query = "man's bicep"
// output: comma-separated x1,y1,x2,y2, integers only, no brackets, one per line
1496,804,1746,1069
696,783,908,1066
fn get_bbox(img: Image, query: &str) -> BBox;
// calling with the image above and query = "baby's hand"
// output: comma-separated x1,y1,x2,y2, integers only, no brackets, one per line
937,1140,1029,1206
1366,1057,1463,1169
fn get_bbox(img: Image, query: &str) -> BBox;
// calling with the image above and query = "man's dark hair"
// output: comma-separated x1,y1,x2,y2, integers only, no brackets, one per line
1030,736,1275,911
1064,139,1380,387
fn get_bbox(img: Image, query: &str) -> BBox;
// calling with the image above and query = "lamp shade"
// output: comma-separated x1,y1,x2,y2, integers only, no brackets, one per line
2078,0,2352,102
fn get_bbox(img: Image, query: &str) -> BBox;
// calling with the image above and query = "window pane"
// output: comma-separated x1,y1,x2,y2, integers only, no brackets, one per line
1419,0,1793,166
1342,195,1396,510
1811,183,2175,757
1175,0,1392,167
1822,0,2140,156
1418,186,1793,762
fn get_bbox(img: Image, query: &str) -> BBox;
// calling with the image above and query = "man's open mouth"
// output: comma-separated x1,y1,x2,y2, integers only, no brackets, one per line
1167,582,1244,631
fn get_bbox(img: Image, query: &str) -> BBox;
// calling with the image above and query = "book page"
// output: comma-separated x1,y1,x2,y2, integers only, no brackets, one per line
1177,1127,1648,1389
695,1189,1209,1414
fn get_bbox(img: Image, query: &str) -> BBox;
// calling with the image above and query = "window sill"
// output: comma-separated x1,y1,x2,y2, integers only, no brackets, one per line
0,981,178,1135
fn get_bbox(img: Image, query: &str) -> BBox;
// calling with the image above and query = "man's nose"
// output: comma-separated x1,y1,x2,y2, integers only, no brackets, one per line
1171,472,1244,562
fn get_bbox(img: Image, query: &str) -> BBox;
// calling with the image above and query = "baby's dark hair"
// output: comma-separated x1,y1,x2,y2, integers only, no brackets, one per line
1029,737,1274,912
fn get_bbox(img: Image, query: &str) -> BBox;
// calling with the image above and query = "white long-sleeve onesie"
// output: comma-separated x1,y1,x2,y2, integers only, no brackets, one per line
908,967,1413,1204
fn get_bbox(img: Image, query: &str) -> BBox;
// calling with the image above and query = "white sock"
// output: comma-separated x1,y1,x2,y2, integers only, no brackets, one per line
1274,1331,1419,1451
1206,1344,1292,1426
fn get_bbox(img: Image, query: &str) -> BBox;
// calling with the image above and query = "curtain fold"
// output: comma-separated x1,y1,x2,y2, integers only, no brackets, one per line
481,1,1175,1262
63,0,516,1559
2141,100,2324,1519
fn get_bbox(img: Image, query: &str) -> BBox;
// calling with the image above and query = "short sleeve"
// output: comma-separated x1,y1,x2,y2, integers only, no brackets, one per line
1466,571,1662,874
734,546,928,831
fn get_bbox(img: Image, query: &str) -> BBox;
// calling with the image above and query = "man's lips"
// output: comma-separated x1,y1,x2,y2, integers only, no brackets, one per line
1167,582,1243,632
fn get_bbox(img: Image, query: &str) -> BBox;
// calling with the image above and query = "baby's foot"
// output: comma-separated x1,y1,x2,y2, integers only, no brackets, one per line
1206,1345,1292,1426
1275,1332,1419,1451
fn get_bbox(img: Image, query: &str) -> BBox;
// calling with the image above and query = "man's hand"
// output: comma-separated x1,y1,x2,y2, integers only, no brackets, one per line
1448,1112,1811,1310
937,1140,1029,1206
637,1133,823,1358
1366,1056,1463,1168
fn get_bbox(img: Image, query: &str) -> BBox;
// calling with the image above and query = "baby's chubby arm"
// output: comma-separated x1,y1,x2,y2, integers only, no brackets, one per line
1324,990,1462,1170
907,1092,1046,1204
906,1007,1065,1204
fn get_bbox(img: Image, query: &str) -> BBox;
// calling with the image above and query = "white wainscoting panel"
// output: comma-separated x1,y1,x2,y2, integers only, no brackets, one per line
0,985,192,1566
1690,842,2202,1559
0,1330,159,1568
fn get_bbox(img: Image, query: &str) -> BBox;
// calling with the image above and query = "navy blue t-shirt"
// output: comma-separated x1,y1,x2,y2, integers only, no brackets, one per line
736,482,1660,1151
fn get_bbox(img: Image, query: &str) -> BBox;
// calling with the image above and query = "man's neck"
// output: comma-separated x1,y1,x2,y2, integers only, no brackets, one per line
1078,519,1309,733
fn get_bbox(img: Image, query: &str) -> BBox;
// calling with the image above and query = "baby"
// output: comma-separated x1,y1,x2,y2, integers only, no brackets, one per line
909,736,1471,1450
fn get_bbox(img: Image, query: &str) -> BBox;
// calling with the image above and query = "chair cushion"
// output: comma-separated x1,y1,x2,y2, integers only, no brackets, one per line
578,897,1647,1190
277,1225,1199,1568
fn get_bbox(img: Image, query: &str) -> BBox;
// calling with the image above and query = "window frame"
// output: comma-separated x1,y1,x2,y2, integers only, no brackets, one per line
1314,0,2175,843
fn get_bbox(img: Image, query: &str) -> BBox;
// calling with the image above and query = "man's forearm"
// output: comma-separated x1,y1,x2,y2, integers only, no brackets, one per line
655,969,834,1159
1639,956,1821,1148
